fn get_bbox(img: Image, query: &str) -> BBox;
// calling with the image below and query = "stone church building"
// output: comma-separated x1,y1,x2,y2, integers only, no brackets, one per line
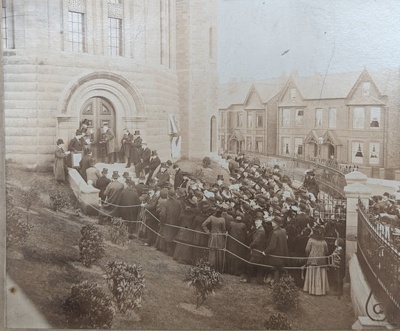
2,0,218,166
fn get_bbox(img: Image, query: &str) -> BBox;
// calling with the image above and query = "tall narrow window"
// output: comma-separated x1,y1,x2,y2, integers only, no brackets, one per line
255,138,263,153
160,0,170,67
282,137,290,155
247,113,253,128
256,114,264,128
68,11,85,52
329,108,337,128
295,109,304,126
247,137,252,151
370,107,381,128
353,107,365,129
315,108,323,127
290,88,296,99
295,138,303,155
237,113,243,127
109,18,122,56
282,109,291,126
2,0,8,49
369,142,379,165
351,141,364,164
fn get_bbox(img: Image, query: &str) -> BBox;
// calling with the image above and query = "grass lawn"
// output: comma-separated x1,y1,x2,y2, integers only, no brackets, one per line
6,163,355,330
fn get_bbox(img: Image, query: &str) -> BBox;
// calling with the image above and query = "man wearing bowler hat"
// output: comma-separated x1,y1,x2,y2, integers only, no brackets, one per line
103,170,124,216
146,150,161,184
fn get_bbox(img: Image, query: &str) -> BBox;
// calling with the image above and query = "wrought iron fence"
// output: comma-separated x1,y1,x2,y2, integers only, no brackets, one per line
357,199,400,325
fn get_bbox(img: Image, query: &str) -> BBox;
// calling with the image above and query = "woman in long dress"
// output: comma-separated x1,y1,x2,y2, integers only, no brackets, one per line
54,139,70,184
303,225,329,295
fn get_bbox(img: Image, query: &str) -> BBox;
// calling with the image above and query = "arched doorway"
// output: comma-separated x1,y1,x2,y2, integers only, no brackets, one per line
210,116,217,152
80,97,116,162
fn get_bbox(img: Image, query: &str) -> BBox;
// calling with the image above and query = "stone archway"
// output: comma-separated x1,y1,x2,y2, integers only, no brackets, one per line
56,72,146,147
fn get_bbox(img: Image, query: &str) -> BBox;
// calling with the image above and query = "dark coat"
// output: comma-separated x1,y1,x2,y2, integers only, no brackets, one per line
265,227,289,267
159,197,182,242
174,169,184,189
97,175,111,202
68,137,84,152
141,147,151,164
121,133,133,157
130,136,142,165
54,147,68,182
119,188,140,222
103,180,124,216
79,154,93,182
173,209,196,263
227,220,247,257
250,226,266,258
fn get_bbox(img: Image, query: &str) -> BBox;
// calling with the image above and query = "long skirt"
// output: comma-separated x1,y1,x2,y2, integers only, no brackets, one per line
303,266,329,295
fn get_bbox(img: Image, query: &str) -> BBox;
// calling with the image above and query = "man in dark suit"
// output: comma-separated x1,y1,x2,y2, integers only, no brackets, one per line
136,141,151,177
264,216,289,284
146,150,161,184
130,130,142,173
68,130,85,167
79,149,94,182
121,128,133,167
97,168,111,204
173,164,184,189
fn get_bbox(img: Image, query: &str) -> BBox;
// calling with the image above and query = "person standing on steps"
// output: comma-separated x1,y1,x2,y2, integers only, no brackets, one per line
121,128,133,167
54,139,70,184
130,130,142,173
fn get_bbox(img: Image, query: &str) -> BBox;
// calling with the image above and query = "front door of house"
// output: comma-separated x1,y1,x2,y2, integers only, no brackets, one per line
80,97,116,163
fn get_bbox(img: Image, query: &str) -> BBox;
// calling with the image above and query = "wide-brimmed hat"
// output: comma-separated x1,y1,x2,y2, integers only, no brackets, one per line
56,138,64,145
272,216,284,227
112,171,120,179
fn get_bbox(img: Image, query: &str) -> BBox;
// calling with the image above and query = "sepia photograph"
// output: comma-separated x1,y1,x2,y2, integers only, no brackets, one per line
2,0,400,330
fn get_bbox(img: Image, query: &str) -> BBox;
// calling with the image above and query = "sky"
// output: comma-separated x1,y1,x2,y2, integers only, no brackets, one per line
218,0,400,83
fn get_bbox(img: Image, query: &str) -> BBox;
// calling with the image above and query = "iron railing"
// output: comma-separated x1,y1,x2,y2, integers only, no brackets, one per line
357,199,400,325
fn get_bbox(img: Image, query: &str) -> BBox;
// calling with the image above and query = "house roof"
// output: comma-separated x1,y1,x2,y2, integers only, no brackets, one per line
218,77,286,109
219,68,400,108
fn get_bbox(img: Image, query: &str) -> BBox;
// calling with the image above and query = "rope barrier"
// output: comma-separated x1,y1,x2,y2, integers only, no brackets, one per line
77,194,338,268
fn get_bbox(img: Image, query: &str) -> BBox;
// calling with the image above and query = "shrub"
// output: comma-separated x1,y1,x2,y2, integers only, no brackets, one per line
186,258,222,308
191,166,205,180
271,275,300,312
264,313,292,330
108,217,129,246
20,181,42,211
104,261,145,313
49,188,71,212
6,185,33,247
63,281,115,329
79,224,106,268
202,156,211,168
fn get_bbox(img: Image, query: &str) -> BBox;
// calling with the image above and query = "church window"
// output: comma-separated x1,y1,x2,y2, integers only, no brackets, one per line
68,11,85,52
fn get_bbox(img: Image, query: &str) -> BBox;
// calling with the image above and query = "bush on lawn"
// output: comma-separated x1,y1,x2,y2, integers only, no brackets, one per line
271,274,300,312
6,185,33,247
79,224,106,267
104,261,145,313
264,313,292,330
108,217,129,246
49,188,71,212
186,258,222,308
63,281,115,329
20,180,42,212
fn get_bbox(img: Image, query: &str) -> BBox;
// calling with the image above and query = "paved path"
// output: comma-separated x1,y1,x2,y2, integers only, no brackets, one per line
6,275,51,329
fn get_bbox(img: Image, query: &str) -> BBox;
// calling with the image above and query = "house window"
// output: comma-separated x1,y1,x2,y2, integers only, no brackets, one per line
246,137,252,151
295,138,303,155
256,114,263,128
351,141,364,164
362,82,371,96
370,107,381,128
290,88,296,99
109,18,122,56
295,109,304,126
228,113,232,128
329,108,337,128
282,109,291,127
315,108,323,127
237,113,243,127
369,142,379,165
2,0,8,49
68,11,85,52
247,113,253,128
353,107,365,129
255,138,263,153
282,137,290,155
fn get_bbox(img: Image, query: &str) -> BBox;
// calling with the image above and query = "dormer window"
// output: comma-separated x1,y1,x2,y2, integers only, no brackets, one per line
290,88,296,99
362,82,371,96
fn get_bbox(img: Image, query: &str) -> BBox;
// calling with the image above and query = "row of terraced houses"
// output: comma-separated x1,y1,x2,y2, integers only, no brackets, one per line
218,69,400,179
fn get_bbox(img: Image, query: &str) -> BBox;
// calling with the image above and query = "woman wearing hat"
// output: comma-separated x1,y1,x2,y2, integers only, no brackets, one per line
54,139,70,184
303,225,329,295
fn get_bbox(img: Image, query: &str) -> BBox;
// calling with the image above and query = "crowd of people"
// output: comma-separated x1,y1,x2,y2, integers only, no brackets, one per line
54,123,346,295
